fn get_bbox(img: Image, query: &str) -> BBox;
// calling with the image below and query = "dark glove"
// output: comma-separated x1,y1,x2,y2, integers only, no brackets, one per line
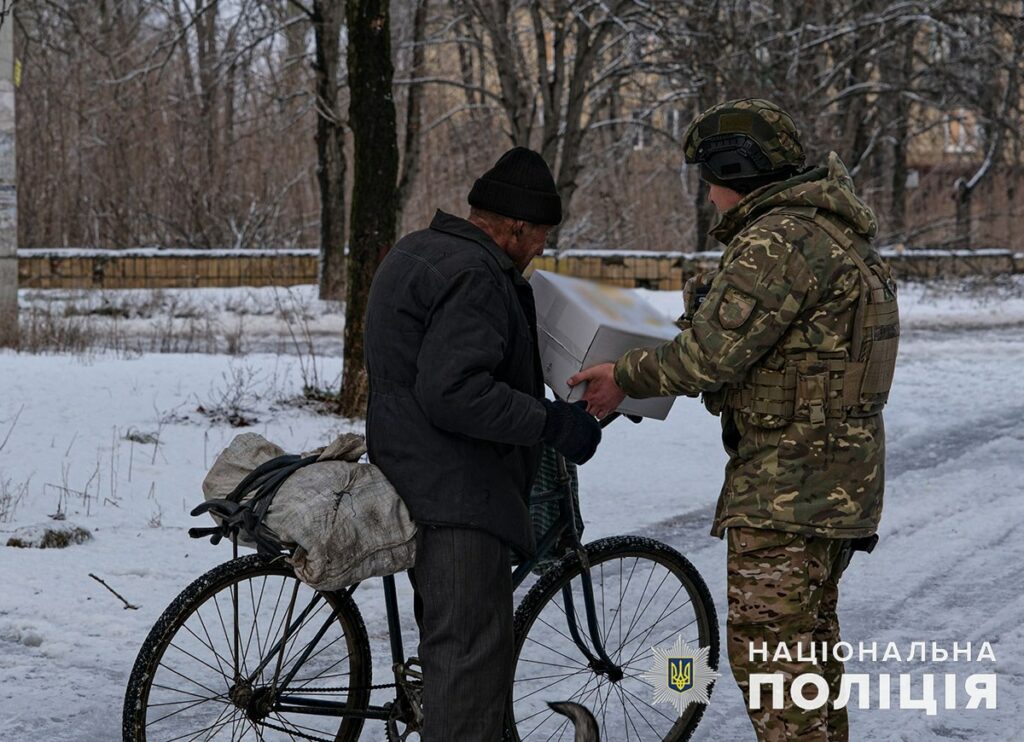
541,399,602,465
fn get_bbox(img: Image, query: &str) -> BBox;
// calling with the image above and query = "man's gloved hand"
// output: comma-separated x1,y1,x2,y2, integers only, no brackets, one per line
541,399,602,465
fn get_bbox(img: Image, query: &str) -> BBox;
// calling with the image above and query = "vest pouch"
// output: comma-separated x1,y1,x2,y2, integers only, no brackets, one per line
794,362,830,428
860,298,899,398
735,366,796,429
851,260,899,409
702,388,727,416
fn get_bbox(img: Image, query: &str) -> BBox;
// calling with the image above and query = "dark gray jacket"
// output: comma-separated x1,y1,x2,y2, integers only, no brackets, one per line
364,210,547,555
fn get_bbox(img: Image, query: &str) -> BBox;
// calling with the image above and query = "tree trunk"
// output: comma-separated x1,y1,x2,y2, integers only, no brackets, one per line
0,9,17,348
339,0,398,418
312,0,347,300
887,35,915,246
395,0,428,230
954,181,972,249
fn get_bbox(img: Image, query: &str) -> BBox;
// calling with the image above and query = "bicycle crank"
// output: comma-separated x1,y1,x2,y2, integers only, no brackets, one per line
385,658,424,741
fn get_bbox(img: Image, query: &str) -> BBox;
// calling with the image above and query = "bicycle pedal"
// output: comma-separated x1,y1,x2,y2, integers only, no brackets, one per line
403,657,424,681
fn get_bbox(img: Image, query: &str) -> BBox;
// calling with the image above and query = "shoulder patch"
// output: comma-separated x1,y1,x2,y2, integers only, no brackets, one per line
717,285,757,330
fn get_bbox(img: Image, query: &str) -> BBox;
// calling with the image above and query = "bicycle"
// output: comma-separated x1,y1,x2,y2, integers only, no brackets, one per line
122,414,720,741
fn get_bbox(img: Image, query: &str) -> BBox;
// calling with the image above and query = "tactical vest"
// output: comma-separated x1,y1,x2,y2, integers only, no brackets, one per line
721,206,899,427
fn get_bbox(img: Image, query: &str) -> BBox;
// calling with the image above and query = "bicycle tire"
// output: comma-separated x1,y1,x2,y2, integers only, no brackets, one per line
507,535,719,741
122,553,372,742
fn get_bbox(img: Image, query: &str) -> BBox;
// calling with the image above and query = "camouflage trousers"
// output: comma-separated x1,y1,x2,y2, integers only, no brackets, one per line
726,527,852,741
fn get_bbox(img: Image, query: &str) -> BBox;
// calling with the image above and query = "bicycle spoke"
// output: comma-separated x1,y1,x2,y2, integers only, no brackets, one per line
619,578,687,663
240,574,268,672
156,660,227,698
622,603,695,670
516,667,592,701
618,558,653,650
533,611,582,648
167,639,232,681
229,710,244,741
158,701,235,742
291,648,353,691
192,609,234,682
256,577,290,683
639,614,701,663
613,683,645,741
278,600,330,673
606,556,640,654
516,656,585,673
269,711,331,739
619,566,670,658
596,677,613,736
150,682,226,704
147,691,231,726
211,590,240,679
518,657,601,738
522,632,590,667
626,681,680,730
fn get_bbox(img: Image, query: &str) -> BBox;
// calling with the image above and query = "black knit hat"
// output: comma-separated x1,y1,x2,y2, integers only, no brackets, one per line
468,147,562,225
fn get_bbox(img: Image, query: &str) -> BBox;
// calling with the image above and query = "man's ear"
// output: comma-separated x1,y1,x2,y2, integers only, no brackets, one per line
511,220,526,237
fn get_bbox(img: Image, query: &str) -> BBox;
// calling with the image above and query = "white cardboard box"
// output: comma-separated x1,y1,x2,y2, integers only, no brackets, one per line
529,270,679,420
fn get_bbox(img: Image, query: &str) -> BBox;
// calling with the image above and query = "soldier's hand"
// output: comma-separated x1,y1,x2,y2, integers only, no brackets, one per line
567,363,627,420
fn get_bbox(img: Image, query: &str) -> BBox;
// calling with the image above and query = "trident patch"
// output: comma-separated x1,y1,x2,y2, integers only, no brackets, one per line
668,657,693,693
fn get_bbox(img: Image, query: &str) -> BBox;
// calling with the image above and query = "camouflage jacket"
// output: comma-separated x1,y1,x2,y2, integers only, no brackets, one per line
614,153,892,539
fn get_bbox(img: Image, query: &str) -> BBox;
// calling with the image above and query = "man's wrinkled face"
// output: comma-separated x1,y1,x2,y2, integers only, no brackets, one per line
509,222,553,270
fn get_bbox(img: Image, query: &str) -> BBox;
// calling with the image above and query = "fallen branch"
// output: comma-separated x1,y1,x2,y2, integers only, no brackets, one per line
0,404,23,453
88,573,139,610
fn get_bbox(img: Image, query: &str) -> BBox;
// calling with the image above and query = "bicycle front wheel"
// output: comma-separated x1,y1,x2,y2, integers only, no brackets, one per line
123,553,372,741
508,536,719,741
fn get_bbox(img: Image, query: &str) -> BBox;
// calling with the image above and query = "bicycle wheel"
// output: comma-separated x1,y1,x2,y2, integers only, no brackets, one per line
508,536,719,741
123,553,372,741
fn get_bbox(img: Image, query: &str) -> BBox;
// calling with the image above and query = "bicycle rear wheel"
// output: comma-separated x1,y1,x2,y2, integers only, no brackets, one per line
123,553,372,741
508,536,719,741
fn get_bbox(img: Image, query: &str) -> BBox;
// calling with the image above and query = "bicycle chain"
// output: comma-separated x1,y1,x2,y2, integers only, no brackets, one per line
247,681,399,742
258,717,333,742
297,680,398,693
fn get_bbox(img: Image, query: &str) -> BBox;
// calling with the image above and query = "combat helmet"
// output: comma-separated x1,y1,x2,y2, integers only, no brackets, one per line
682,98,805,192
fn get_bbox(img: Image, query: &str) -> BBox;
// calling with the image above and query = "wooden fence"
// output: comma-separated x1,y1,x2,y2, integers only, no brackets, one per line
17,247,1023,291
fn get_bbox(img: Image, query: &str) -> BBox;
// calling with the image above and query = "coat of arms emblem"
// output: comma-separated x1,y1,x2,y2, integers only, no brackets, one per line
642,635,720,715
669,657,693,692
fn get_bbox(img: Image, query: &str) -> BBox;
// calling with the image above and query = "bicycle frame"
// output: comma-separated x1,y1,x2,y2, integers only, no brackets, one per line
256,414,627,723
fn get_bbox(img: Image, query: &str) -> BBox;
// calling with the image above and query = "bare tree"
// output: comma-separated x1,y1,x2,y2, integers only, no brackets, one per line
0,0,16,348
16,0,318,249
339,0,398,417
421,1,689,247
395,0,429,227
288,0,349,299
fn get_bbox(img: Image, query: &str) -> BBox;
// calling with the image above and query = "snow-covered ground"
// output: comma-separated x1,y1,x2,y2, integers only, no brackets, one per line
2,279,1023,740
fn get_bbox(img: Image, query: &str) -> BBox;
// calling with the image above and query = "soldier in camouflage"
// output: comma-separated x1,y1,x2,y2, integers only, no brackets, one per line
570,98,899,741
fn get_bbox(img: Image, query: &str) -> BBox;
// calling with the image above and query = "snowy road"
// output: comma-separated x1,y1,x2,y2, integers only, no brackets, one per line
2,285,1022,740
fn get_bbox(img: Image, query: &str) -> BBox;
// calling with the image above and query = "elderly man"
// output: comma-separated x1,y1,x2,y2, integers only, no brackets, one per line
363,147,602,740
572,100,898,741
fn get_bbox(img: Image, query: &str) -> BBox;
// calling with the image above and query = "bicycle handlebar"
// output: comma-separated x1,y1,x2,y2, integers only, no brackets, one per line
598,411,642,429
